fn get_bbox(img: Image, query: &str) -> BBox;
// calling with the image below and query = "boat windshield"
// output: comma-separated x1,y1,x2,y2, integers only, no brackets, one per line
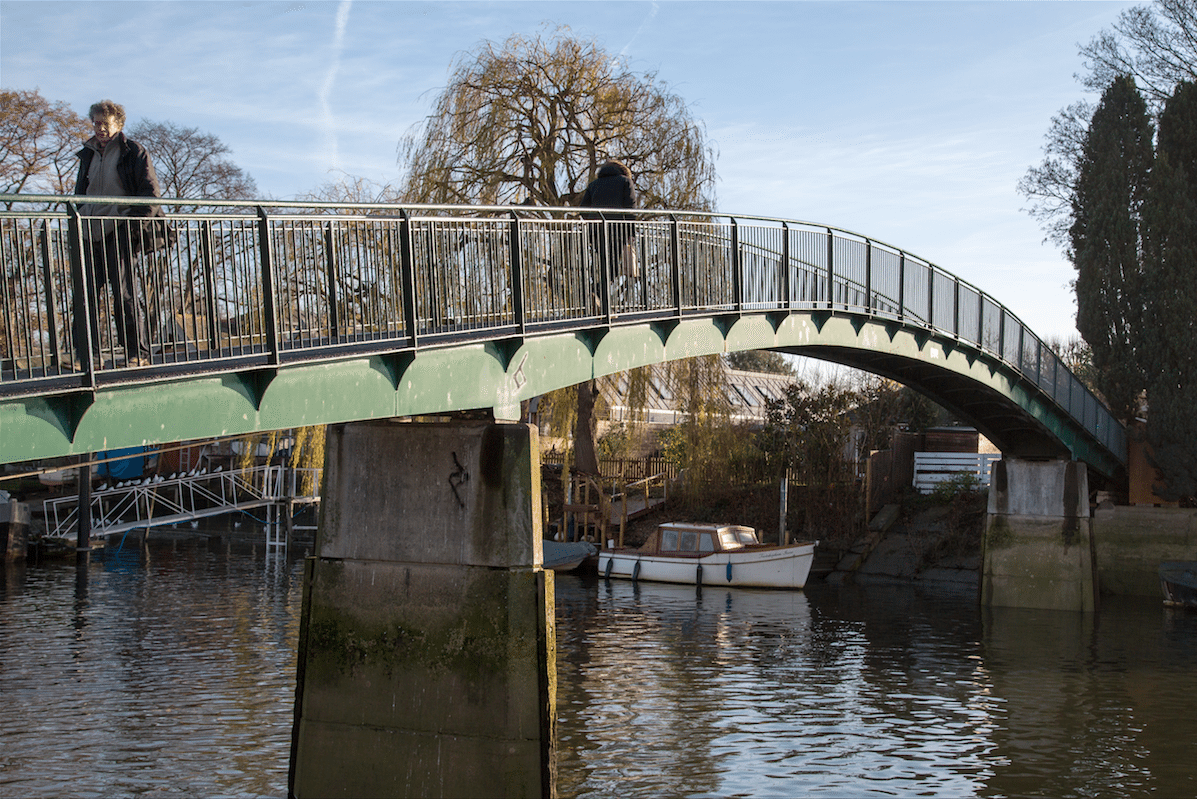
719,527,759,550
719,529,742,550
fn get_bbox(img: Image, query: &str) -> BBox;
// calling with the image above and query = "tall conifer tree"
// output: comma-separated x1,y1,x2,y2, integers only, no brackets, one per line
1069,76,1154,421
1143,81,1197,500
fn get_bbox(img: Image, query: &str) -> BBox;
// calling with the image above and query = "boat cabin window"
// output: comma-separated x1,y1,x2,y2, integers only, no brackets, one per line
658,528,717,553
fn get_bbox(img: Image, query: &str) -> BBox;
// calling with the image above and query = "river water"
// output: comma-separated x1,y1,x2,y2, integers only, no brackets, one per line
1,534,1195,798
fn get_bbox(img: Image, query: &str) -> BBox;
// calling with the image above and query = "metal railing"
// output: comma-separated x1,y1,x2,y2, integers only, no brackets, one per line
0,194,1125,462
42,464,320,540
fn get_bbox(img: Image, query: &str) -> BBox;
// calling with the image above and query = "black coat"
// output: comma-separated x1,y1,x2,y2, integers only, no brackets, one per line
75,132,165,219
580,162,636,213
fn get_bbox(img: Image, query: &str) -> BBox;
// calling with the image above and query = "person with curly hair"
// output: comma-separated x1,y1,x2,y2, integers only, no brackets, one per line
73,99,167,368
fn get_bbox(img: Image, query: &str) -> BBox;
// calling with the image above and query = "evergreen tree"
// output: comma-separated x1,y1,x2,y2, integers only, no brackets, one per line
1020,0,1197,243
1069,76,1154,421
1142,81,1197,500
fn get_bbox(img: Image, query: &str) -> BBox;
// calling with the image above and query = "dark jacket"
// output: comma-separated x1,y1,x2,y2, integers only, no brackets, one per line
580,161,636,212
75,132,165,219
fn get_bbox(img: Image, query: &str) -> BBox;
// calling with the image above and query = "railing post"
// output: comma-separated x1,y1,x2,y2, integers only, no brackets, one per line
826,228,835,308
66,203,96,380
731,217,742,312
255,207,281,365
1017,320,1025,376
864,238,872,313
38,221,63,369
998,307,1006,362
637,216,649,311
953,277,960,337
781,222,792,311
927,266,934,329
669,214,681,317
976,291,984,347
598,215,611,321
324,222,341,339
399,209,418,348
897,252,906,320
201,221,220,352
509,210,526,336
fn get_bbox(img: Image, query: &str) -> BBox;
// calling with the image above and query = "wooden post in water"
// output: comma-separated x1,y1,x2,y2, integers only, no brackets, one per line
76,460,91,551
779,476,789,546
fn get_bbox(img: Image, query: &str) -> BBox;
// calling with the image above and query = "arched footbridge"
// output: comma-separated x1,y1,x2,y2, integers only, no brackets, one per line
0,196,1126,479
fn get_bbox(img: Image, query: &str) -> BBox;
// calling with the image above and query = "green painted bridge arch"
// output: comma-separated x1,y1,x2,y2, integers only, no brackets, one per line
0,196,1125,479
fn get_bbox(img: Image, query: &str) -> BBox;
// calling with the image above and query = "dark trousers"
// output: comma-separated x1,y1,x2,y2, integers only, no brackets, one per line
72,222,150,362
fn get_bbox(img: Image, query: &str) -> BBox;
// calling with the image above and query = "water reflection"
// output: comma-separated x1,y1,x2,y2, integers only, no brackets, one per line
554,577,1197,799
2,542,1196,798
980,601,1197,798
0,538,303,798
555,578,995,797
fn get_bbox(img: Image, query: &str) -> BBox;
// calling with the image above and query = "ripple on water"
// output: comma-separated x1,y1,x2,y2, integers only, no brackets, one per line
5,547,1197,798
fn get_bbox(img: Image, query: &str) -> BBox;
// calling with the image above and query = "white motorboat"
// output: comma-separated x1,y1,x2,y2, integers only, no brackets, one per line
598,522,816,589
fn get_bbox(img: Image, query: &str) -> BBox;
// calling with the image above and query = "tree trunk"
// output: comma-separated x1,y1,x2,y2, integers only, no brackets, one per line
574,379,600,475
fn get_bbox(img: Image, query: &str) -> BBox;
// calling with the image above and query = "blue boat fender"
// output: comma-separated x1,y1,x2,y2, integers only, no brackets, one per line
696,563,703,586
632,560,641,581
603,556,614,579
726,561,733,583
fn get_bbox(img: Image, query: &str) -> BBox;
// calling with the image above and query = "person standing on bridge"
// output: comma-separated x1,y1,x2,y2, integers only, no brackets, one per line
580,159,639,301
72,99,168,369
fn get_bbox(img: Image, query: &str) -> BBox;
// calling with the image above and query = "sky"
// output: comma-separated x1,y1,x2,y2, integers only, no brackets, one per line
1,0,1137,342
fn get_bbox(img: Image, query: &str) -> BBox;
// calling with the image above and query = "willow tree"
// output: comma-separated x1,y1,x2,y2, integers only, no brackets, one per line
397,27,717,209
398,27,719,473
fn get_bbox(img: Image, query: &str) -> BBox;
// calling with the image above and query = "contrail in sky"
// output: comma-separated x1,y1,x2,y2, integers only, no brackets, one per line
318,0,353,173
614,1,659,67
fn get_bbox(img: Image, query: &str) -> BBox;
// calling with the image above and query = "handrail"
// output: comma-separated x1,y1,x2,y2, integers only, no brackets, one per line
0,194,1125,465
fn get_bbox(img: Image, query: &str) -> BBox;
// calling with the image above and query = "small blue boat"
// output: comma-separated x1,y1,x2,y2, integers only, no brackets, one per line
1159,562,1197,608
542,539,597,572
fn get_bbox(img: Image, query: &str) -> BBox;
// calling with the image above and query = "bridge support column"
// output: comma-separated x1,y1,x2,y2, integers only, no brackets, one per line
289,419,555,798
982,458,1096,612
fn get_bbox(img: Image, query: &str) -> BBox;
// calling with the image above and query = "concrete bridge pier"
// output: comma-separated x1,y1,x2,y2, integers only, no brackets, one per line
982,458,1097,612
289,419,555,798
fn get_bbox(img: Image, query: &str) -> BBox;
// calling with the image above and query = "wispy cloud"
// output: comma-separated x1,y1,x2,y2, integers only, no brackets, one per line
613,1,659,67
317,0,354,173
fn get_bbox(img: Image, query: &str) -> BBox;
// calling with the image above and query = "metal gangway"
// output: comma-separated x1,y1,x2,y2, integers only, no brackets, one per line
42,464,321,550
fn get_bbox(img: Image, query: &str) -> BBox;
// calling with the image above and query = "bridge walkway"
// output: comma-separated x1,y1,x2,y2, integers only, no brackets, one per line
41,464,320,543
0,195,1125,478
